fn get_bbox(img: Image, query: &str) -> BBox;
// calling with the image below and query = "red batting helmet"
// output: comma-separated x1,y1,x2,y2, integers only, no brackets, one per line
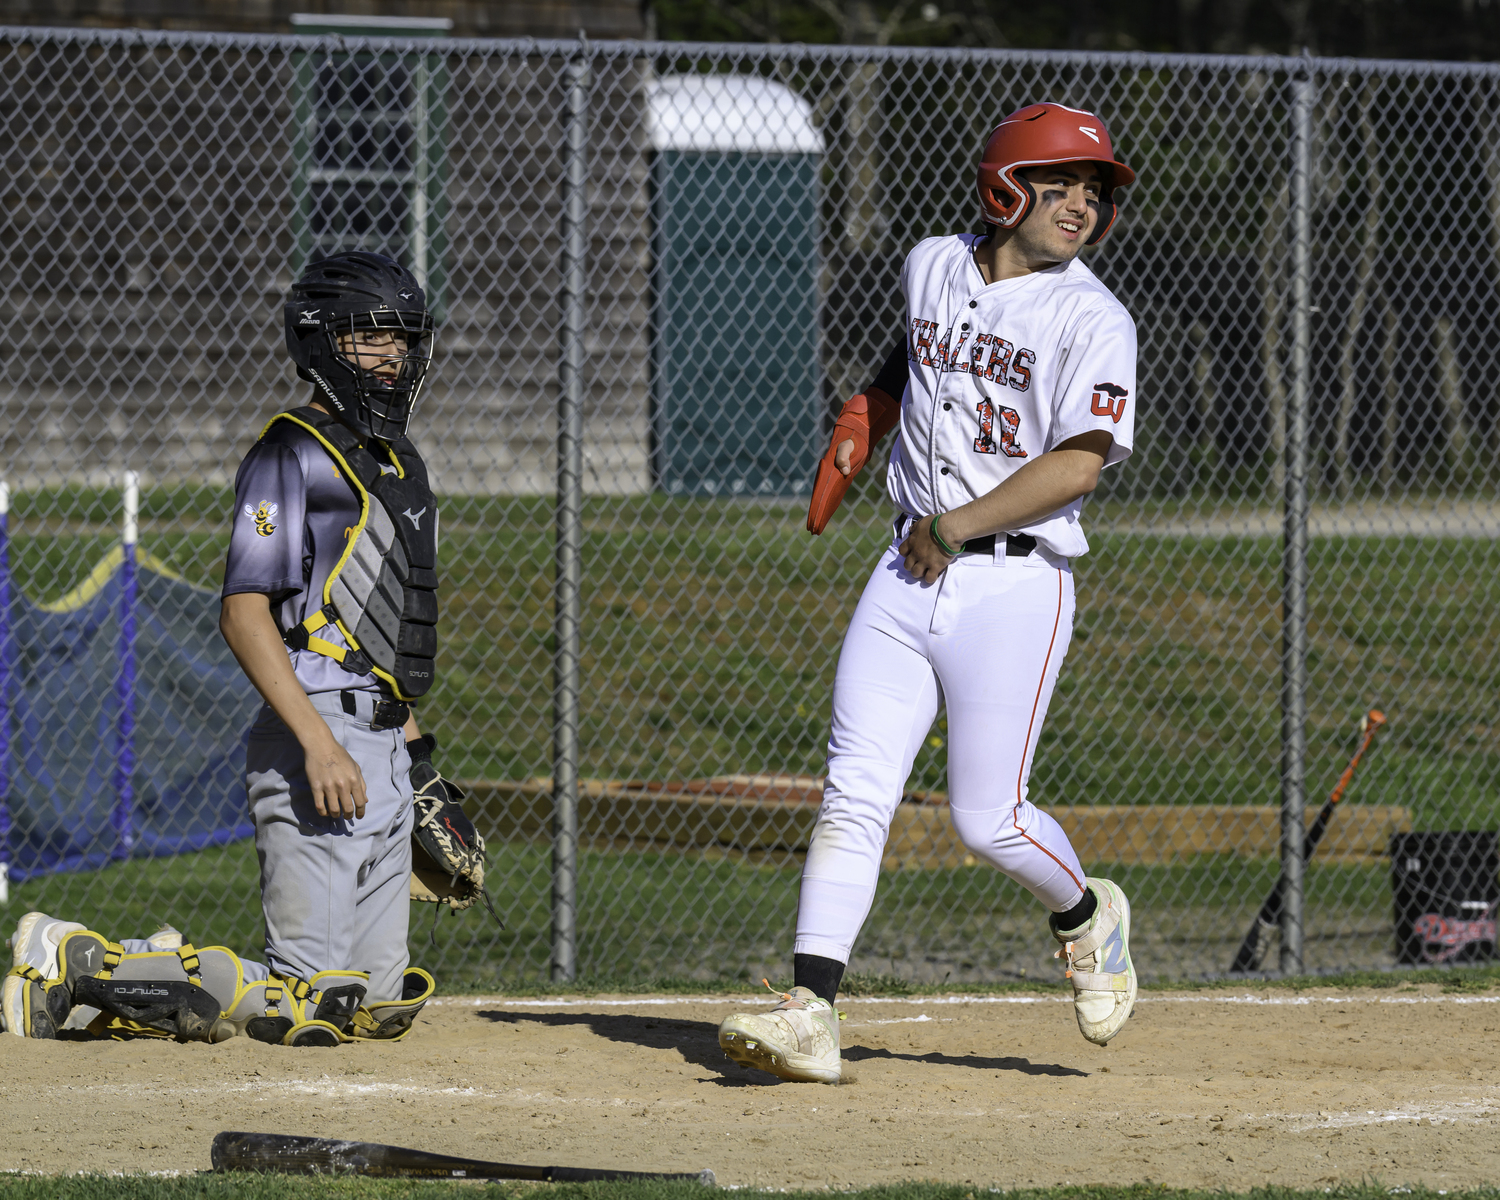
976,102,1137,245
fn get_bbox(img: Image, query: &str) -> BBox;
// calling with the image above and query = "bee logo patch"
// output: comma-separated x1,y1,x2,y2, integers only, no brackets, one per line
244,500,278,537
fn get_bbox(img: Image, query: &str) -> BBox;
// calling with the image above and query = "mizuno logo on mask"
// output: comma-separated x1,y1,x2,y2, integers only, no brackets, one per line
298,309,321,325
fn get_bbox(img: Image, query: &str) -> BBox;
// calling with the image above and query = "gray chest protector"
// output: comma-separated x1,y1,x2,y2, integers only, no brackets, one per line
268,407,439,701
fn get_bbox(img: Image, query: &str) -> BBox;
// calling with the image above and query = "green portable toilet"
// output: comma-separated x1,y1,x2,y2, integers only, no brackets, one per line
647,75,825,498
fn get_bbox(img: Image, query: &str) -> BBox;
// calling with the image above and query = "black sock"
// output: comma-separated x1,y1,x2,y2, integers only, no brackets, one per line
793,953,845,1006
1051,886,1098,934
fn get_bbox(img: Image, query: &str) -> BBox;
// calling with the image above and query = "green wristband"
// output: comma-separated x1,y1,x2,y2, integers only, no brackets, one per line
929,514,960,557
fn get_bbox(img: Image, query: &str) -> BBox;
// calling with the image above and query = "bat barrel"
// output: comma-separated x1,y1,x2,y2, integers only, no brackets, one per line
212,1132,715,1186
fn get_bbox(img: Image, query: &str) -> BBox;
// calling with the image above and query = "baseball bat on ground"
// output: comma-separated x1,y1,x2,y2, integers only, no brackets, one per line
211,1131,716,1185
1229,708,1388,974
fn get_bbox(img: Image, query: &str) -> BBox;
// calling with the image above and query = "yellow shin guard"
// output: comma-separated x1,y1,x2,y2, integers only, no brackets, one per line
3,965,71,1038
230,970,370,1046
350,968,435,1041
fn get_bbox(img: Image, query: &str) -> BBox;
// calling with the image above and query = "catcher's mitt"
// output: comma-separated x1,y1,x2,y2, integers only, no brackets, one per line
407,735,501,925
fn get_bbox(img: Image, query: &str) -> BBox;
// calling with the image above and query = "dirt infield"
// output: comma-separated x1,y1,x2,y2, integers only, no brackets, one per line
2,986,1498,1189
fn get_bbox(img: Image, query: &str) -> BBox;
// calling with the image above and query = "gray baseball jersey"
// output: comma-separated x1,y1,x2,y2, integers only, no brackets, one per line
222,419,381,695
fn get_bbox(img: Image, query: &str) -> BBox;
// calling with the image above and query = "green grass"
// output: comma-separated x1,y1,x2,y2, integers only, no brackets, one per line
18,491,1500,820
9,489,1500,982
0,1179,1493,1199
0,834,1463,984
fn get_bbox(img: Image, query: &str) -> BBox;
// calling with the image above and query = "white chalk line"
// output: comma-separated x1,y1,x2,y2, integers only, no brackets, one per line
1140,993,1500,1007
1289,1098,1500,1131
0,1170,192,1179
56,1075,669,1107
71,1077,506,1101
33,1072,1500,1133
431,996,1065,1009
431,992,1500,1009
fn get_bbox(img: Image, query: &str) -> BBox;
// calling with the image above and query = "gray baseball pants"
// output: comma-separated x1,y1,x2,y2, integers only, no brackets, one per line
245,689,414,1003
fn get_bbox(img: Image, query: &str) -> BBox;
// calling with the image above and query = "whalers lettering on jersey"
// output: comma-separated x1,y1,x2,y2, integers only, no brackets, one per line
910,318,1037,393
885,232,1139,559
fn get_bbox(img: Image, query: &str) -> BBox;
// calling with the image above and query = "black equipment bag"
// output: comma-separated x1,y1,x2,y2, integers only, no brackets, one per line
1390,830,1498,965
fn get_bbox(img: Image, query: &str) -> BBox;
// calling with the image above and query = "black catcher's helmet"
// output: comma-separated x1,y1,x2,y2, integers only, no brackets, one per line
284,252,434,442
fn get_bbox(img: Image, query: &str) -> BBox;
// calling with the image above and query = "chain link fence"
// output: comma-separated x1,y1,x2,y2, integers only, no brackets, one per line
3,26,1500,984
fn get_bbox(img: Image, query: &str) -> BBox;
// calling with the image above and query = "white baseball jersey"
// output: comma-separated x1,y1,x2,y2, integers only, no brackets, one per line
885,232,1138,558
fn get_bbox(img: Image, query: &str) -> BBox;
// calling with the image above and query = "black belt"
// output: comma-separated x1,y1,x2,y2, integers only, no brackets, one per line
966,532,1037,556
340,690,410,732
896,514,1037,557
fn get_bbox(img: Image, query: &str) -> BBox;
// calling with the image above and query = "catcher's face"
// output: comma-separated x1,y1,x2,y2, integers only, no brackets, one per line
337,329,408,380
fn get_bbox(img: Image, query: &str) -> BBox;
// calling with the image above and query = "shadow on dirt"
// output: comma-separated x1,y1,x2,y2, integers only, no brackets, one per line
475,1009,1087,1083
843,1046,1088,1077
476,1008,761,1083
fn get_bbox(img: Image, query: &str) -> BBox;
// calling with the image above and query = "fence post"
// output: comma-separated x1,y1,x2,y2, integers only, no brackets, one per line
1280,62,1315,976
112,471,139,860
0,480,10,906
552,42,590,983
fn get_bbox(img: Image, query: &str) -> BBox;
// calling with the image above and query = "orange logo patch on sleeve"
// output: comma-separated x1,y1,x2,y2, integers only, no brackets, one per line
1090,382,1129,423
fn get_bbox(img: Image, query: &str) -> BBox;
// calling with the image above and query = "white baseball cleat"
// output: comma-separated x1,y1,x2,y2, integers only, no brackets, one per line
1051,878,1137,1046
9,911,86,978
5,912,86,1036
718,985,843,1083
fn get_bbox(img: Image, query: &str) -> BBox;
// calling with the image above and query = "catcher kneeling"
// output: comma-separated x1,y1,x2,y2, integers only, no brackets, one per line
2,251,495,1046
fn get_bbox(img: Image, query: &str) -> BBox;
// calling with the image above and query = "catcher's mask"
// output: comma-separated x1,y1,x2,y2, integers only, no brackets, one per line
284,251,434,442
975,102,1136,246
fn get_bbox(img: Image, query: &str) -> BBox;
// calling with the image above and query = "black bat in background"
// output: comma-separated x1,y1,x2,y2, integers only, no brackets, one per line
1229,709,1387,974
211,1131,717,1186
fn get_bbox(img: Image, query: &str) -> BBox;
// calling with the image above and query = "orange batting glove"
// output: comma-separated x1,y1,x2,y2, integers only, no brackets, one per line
806,387,900,534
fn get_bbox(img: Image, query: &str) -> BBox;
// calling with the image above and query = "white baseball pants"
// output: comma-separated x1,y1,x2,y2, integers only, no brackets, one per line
794,538,1088,964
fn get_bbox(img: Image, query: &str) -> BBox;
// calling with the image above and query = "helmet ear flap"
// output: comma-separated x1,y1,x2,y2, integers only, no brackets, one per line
1011,175,1037,225
1086,189,1119,246
976,167,1036,228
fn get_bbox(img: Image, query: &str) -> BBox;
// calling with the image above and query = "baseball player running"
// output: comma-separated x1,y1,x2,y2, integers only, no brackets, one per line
3,251,490,1045
718,104,1140,1083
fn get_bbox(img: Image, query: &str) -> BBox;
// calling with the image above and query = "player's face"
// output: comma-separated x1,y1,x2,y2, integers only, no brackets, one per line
337,329,408,379
1015,162,1103,263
